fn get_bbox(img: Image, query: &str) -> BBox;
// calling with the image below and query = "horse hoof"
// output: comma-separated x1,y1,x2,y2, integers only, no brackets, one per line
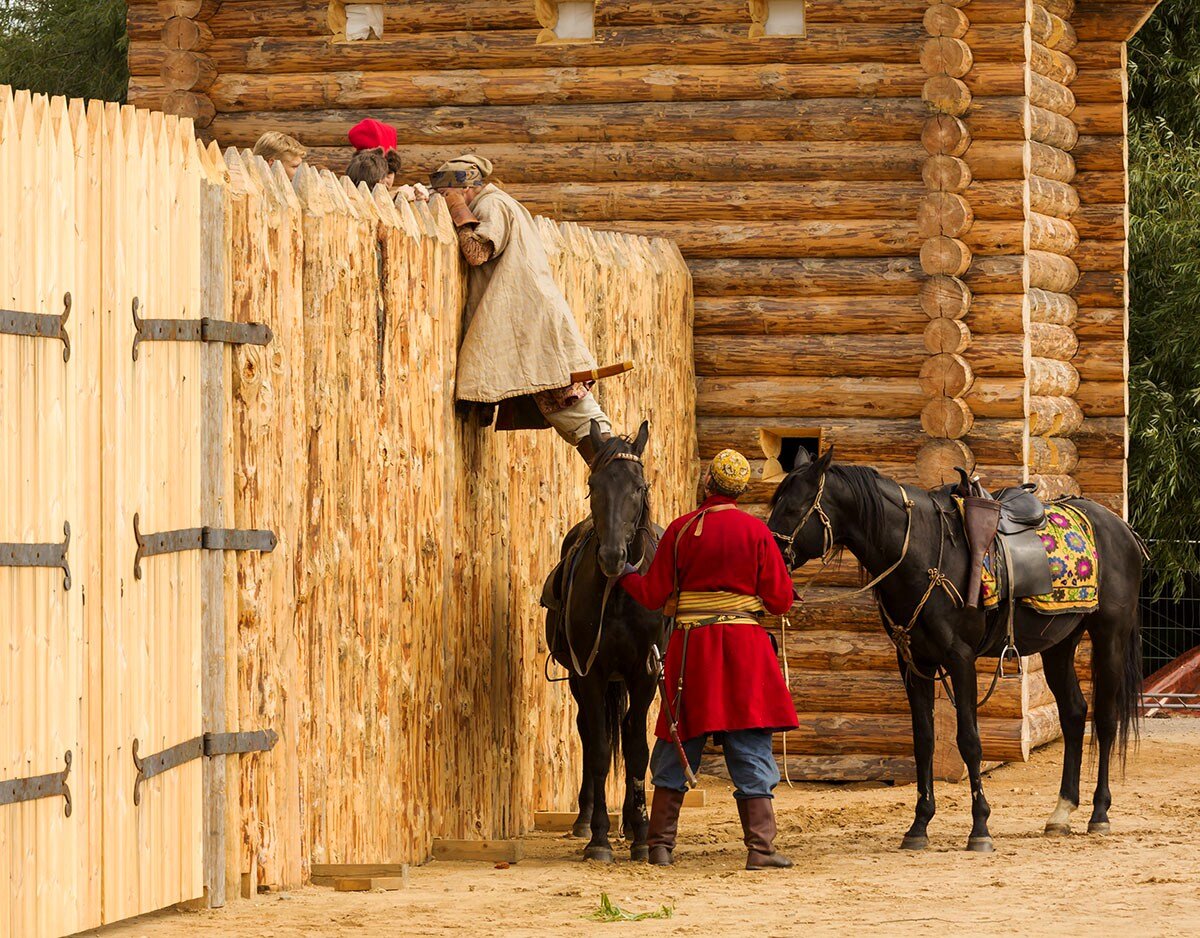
966,837,995,853
630,844,650,863
899,835,929,851
584,845,614,863
1087,821,1111,835
1043,823,1071,837
569,824,590,839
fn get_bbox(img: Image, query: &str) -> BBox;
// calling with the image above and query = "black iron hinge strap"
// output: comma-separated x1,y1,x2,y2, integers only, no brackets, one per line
0,293,71,361
0,522,72,590
0,751,72,817
133,513,276,580
131,297,273,361
133,730,277,806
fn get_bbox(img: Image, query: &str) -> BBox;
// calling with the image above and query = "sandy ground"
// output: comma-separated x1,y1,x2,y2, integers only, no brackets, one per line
85,719,1200,938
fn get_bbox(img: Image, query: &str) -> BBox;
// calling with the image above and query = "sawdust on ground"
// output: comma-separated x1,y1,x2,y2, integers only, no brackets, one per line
83,719,1200,938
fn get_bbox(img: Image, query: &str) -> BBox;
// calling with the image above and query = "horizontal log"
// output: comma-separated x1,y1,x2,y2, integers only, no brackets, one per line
163,90,217,127
696,378,926,419
302,141,927,182
1030,141,1076,183
1031,471,1082,501
208,98,934,148
923,154,973,193
1026,701,1063,752
594,220,925,258
921,236,972,276
1072,101,1128,136
1070,40,1125,71
785,589,883,632
1029,212,1080,254
963,61,1028,97
1070,68,1128,104
1088,491,1125,516
689,258,921,297
921,275,972,320
922,113,971,157
1038,1,1077,21
1072,202,1128,241
1074,380,1125,416
924,4,970,39
963,255,1026,294
205,63,938,112
1073,4,1161,42
1031,41,1078,85
1074,171,1125,205
1074,135,1127,173
1029,357,1081,396
1075,457,1125,492
1072,269,1126,306
769,713,913,756
1074,306,1124,339
504,181,928,222
774,755,916,783
1073,417,1126,458
921,36,974,79
966,294,1025,334
162,15,213,51
1029,288,1079,325
1029,249,1080,292
1031,3,1078,52
693,335,1029,378
693,296,926,335
1030,175,1081,218
921,395,974,438
1030,322,1080,360
924,317,971,354
1030,72,1077,116
1073,338,1126,381
923,74,972,116
789,669,910,715
916,437,975,486
1072,240,1127,273
1031,105,1080,151
920,353,973,397
968,377,1026,418
162,49,217,91
700,417,1022,465
1028,436,1079,474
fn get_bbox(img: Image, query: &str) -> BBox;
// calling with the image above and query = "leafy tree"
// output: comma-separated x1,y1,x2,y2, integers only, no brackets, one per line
1127,1,1200,594
0,0,127,103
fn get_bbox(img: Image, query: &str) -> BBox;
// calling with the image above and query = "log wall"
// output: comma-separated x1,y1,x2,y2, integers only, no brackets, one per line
123,0,1144,785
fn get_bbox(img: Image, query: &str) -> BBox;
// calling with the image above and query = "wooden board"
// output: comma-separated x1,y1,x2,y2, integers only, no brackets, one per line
431,840,525,863
534,811,620,832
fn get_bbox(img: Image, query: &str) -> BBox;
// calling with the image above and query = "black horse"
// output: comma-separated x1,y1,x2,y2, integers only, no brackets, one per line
767,449,1143,852
543,420,664,862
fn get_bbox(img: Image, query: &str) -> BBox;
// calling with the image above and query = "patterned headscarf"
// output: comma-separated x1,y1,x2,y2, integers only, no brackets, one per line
708,449,751,497
429,153,494,189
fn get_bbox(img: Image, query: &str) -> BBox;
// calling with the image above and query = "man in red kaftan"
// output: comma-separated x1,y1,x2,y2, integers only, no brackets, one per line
620,449,798,870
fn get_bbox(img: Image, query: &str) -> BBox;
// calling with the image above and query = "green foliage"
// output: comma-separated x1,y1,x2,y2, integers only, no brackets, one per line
0,0,128,103
588,893,674,923
1128,2,1200,595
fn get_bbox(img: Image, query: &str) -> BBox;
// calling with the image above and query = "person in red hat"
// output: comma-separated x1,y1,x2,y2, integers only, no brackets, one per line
347,118,397,152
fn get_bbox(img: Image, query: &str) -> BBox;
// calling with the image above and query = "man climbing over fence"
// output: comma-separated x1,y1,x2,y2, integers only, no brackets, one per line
620,450,799,870
431,154,614,464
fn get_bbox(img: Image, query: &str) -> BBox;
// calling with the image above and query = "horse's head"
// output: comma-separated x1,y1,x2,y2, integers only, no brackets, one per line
587,419,650,578
766,446,835,569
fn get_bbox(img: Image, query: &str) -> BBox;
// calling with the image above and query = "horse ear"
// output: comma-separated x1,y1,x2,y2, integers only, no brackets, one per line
588,418,606,451
632,419,650,457
810,446,834,476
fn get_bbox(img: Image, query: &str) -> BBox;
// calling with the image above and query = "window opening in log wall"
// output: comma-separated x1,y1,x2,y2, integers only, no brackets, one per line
750,0,807,38
338,3,384,41
760,429,824,483
538,1,596,42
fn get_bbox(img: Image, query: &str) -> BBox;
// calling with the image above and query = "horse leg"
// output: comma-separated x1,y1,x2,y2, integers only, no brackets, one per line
898,655,937,850
571,706,594,839
577,677,614,862
1087,625,1123,834
1041,637,1087,836
947,652,993,852
621,675,656,862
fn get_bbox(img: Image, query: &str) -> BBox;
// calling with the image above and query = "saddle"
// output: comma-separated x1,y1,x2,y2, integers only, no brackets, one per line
951,468,1053,611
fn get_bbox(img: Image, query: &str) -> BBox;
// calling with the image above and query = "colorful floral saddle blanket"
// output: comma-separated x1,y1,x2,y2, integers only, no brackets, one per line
980,503,1099,614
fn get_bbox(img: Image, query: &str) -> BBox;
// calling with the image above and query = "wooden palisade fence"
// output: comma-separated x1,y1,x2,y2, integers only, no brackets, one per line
0,86,696,936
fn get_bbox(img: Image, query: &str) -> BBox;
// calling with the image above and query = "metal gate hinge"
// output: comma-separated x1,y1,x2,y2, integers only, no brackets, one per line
0,522,72,590
0,751,72,817
131,297,273,361
133,730,277,805
0,293,71,361
133,513,277,579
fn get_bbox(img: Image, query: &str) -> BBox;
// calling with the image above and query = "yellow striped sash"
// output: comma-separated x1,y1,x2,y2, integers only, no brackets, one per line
674,590,766,628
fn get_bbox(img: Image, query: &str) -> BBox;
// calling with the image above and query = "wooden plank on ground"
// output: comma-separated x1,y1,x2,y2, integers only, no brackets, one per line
430,840,524,863
333,876,409,892
534,811,619,832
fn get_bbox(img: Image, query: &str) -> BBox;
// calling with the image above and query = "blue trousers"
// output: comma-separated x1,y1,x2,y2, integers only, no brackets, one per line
650,729,780,800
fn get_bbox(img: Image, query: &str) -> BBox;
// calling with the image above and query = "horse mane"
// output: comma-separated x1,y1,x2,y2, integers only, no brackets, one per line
770,462,889,545
828,464,890,546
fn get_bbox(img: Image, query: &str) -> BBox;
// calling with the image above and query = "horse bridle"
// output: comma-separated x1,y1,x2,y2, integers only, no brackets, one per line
772,473,835,570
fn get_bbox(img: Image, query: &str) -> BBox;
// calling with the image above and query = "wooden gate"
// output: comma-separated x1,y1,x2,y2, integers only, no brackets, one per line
1,91,223,935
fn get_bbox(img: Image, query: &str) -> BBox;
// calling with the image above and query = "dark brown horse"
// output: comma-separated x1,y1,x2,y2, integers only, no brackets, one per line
544,421,664,862
767,449,1143,851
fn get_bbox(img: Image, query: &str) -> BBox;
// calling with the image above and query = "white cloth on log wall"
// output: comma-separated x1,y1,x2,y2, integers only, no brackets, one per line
455,184,597,403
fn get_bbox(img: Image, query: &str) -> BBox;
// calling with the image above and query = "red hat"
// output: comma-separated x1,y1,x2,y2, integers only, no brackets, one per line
348,118,397,151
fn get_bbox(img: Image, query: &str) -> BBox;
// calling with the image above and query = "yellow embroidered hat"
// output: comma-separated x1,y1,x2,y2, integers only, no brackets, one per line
708,449,751,496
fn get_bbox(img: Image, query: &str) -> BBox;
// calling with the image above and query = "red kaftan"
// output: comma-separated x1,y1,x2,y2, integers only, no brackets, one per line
621,495,799,741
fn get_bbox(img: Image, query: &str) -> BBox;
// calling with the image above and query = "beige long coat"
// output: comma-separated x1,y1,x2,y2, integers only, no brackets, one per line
455,185,596,403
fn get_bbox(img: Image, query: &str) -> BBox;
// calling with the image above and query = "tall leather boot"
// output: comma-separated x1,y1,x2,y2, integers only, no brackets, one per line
646,788,686,866
738,797,793,870
575,435,598,467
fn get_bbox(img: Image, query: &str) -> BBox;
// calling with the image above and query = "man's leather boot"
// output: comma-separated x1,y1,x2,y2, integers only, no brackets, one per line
646,788,686,865
738,797,793,870
575,435,598,467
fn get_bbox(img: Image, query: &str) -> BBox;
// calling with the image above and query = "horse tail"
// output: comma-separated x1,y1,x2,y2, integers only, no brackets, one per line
1114,594,1143,768
605,679,627,773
